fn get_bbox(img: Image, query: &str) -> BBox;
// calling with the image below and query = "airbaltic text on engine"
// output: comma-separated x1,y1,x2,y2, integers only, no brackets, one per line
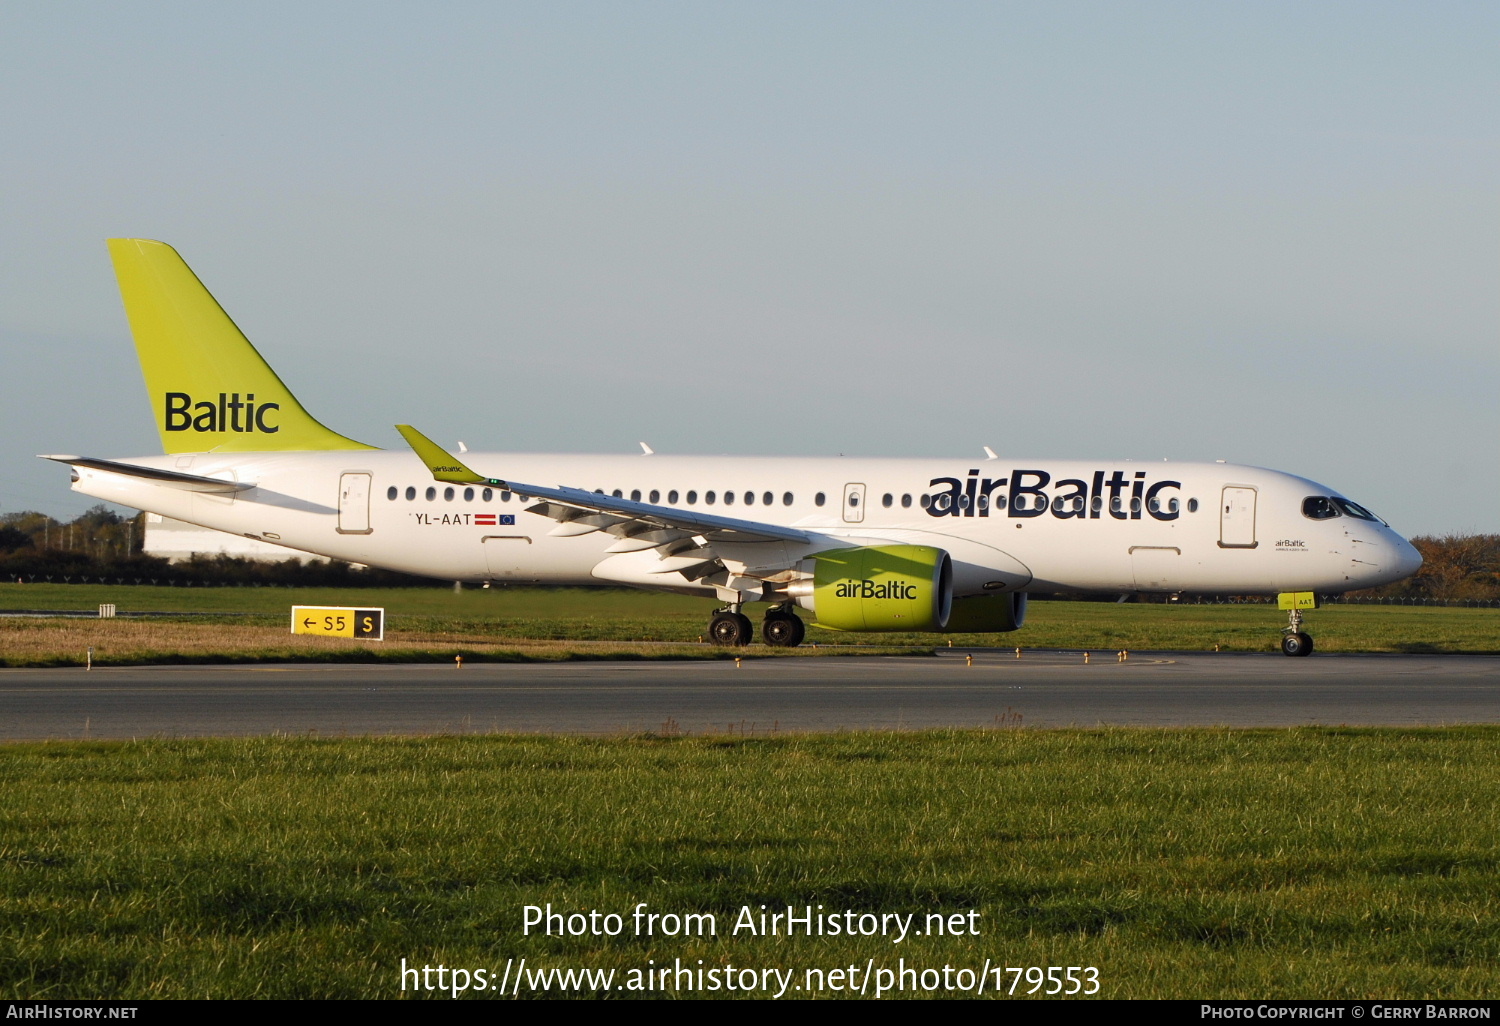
833,580,919,600
926,468,1180,521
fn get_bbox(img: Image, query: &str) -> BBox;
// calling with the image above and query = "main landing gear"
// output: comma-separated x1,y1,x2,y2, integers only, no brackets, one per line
762,604,806,647
1280,605,1315,657
707,603,806,647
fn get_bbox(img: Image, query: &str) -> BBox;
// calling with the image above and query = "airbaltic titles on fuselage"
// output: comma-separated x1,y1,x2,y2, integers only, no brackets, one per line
925,468,1182,522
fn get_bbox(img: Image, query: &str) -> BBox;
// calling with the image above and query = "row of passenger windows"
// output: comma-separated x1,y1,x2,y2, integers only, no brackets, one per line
924,493,1191,514
384,484,1199,515
389,485,515,502
384,485,823,505
602,488,806,507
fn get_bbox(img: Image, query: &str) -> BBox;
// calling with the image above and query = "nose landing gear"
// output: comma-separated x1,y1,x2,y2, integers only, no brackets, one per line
1278,593,1317,657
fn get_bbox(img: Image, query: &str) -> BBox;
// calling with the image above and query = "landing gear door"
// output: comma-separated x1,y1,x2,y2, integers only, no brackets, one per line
338,472,373,534
483,535,535,580
843,482,866,524
1219,486,1257,548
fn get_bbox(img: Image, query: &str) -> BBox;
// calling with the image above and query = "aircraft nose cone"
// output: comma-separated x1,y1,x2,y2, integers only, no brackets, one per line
1390,534,1423,579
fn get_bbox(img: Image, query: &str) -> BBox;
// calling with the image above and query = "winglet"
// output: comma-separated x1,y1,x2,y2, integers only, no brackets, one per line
395,425,495,485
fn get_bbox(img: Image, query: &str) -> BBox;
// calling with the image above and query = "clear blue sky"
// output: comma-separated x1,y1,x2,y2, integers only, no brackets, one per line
2,1,1495,536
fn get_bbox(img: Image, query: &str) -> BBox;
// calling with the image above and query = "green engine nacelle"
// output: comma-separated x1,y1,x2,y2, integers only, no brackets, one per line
941,591,1027,633
806,545,953,631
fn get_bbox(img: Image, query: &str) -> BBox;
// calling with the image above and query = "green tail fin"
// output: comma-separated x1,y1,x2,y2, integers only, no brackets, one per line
107,238,375,453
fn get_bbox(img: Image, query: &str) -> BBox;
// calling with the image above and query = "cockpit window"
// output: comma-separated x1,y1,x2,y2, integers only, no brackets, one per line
1302,496,1340,520
1333,498,1382,523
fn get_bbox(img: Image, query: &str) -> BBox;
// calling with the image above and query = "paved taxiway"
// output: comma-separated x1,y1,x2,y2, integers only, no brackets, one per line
1,650,1497,739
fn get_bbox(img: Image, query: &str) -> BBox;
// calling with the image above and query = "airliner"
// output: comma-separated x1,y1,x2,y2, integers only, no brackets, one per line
43,239,1422,655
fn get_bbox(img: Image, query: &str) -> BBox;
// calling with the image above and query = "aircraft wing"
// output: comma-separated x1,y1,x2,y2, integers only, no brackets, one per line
39,455,255,493
395,426,810,553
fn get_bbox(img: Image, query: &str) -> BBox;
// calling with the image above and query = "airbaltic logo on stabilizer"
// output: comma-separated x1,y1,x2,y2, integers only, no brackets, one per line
834,580,918,600
164,392,280,434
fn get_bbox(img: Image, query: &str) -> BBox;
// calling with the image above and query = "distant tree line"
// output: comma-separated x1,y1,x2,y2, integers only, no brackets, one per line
0,507,441,587
1349,534,1500,602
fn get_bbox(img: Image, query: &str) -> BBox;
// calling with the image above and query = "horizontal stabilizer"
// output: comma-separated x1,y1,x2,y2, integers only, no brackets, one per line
39,455,255,493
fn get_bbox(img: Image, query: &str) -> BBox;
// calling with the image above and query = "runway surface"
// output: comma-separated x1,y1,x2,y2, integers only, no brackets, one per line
1,650,1497,739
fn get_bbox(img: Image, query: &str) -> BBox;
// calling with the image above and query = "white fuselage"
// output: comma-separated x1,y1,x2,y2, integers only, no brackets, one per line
69,450,1422,597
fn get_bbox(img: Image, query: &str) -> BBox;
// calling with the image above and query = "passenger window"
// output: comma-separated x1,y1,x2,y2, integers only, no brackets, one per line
920,494,931,508
482,488,493,501
1187,498,1199,513
763,491,773,506
425,487,436,501
706,491,717,505
1091,496,1103,513
405,486,416,501
1110,496,1122,513
387,486,398,501
649,489,659,504
724,491,734,505
882,493,893,507
1130,497,1141,513
464,487,474,501
501,490,511,502
668,490,679,504
782,492,793,506
745,491,755,505
612,489,623,499
631,489,641,502
686,490,697,504
444,487,455,501
994,494,1007,509
1052,496,1066,513
1168,498,1179,513
815,493,826,507
901,494,912,508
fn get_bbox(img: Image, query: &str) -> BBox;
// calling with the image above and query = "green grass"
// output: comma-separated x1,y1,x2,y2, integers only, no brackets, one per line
2,729,1499,999
3,583,1498,657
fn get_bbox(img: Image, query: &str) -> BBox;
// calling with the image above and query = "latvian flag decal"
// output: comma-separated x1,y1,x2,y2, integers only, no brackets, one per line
476,514,516,527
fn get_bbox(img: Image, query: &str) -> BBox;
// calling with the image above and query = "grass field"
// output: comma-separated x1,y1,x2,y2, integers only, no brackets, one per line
1,584,1497,666
2,728,1498,999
